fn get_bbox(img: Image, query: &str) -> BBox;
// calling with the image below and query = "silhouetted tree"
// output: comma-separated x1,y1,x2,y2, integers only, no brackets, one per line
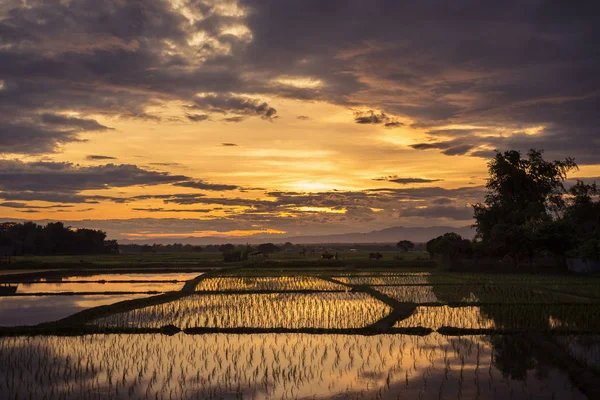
473,149,577,263
218,244,235,253
0,221,117,255
426,233,472,261
257,243,280,254
396,240,415,252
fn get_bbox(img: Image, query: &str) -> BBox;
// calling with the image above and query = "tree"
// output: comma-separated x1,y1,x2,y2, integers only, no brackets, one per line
257,243,280,254
396,240,415,252
563,180,600,260
426,233,472,261
0,221,116,255
473,149,577,262
218,244,235,253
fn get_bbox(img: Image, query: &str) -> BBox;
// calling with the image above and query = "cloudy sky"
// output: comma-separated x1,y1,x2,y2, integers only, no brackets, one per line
1,0,599,241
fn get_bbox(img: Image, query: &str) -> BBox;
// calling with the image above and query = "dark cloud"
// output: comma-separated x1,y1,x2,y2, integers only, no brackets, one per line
186,114,210,122
0,202,73,209
384,121,403,128
373,176,442,185
173,180,239,191
0,160,188,193
353,110,400,127
189,94,278,121
239,0,600,163
3,0,598,161
221,143,238,146
40,114,112,131
86,155,117,161
0,160,192,204
297,115,310,120
0,0,275,154
222,116,246,123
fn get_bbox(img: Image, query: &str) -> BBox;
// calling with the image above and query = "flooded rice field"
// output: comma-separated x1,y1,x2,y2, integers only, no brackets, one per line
0,268,599,399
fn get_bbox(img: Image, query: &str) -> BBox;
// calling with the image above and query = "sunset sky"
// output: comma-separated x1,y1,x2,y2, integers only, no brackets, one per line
1,0,599,241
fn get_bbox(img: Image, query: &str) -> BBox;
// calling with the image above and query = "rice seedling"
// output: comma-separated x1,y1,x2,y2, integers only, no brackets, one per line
334,276,432,285
194,276,347,292
395,304,600,331
91,292,393,329
376,285,440,303
0,333,586,400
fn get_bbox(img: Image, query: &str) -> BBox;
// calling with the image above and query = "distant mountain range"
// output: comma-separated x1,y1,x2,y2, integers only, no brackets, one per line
119,225,475,245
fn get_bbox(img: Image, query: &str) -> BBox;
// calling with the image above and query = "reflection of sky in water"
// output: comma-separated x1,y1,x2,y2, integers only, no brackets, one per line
0,333,587,399
0,294,148,326
14,282,183,293
41,272,203,281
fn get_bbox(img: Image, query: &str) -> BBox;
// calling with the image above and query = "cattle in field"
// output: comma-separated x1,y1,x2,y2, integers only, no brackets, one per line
369,252,383,260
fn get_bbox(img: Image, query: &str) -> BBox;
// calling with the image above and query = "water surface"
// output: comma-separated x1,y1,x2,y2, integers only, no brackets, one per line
0,294,148,326
0,333,587,399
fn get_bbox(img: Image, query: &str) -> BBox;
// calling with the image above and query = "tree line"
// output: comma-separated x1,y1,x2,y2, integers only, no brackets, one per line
0,222,118,256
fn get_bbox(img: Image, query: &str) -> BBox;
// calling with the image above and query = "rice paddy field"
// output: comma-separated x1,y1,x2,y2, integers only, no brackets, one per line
1,264,599,399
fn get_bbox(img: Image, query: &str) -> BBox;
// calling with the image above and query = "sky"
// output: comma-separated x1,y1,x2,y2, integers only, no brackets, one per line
1,0,600,241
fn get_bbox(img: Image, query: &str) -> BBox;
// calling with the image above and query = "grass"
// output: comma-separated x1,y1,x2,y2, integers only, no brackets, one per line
7,250,433,269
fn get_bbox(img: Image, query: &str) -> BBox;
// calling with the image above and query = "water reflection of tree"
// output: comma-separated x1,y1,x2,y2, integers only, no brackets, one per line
429,281,583,382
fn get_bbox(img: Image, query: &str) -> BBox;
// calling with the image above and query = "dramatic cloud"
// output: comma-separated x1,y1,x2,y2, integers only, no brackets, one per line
1,0,599,238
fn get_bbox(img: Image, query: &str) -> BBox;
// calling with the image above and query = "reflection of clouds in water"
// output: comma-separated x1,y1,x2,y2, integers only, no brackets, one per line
0,295,147,326
15,282,183,294
55,273,204,281
0,333,586,399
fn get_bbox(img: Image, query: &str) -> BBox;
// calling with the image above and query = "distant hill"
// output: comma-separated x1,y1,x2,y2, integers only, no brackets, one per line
118,225,475,245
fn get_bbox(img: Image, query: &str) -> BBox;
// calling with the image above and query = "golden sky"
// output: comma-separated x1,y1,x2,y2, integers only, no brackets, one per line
1,0,599,241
